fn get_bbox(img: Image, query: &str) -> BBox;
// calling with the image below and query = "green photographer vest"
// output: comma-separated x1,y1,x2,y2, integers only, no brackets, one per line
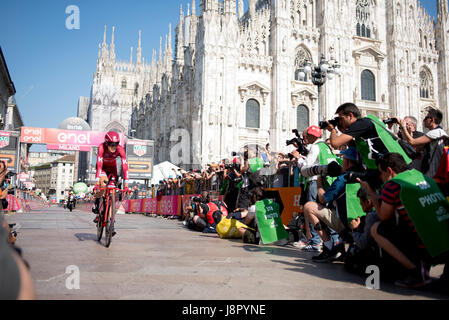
249,157,265,173
344,183,366,223
255,199,289,244
391,169,449,258
317,142,340,188
354,115,412,170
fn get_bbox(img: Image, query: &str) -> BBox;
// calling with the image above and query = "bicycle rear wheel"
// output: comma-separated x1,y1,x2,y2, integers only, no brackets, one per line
105,193,116,248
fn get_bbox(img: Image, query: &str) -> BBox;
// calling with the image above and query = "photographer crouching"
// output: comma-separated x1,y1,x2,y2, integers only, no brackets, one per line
302,147,368,262
289,127,341,253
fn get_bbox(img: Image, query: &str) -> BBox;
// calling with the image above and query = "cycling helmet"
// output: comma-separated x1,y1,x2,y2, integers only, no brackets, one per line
105,131,120,144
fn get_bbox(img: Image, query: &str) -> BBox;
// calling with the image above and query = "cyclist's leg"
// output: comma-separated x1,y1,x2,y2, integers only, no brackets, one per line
93,170,109,222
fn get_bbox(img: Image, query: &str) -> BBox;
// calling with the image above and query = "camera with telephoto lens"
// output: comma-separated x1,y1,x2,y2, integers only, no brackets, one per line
300,161,343,178
345,171,382,189
191,196,207,204
319,117,340,130
286,129,309,156
383,118,399,125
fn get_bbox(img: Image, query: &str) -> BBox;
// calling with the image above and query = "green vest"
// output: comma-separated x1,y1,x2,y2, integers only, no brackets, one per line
255,199,289,244
249,157,264,173
355,115,412,170
317,141,339,188
344,183,366,223
391,169,449,258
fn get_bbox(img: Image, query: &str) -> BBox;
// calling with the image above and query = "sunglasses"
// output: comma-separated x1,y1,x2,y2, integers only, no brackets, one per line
107,142,119,147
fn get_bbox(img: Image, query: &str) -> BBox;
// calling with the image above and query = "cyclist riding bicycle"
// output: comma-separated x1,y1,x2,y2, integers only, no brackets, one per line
92,131,130,235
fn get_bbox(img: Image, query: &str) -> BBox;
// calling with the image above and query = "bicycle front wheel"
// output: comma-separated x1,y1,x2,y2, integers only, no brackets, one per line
96,199,105,242
105,193,116,248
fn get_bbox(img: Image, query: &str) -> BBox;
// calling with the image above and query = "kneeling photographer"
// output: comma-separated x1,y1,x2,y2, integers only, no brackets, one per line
290,126,341,252
302,147,367,262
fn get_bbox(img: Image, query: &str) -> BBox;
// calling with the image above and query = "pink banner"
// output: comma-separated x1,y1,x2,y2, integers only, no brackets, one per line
142,198,157,214
21,127,125,147
157,195,181,216
47,144,92,152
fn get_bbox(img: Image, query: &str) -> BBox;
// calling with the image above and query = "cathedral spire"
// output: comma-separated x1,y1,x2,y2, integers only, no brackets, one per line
438,0,448,19
101,25,109,61
130,46,133,64
192,0,196,16
110,26,116,62
249,0,256,18
137,30,142,64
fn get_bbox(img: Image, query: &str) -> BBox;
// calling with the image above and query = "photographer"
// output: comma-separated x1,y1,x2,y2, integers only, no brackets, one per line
303,147,366,262
398,108,448,178
236,147,265,211
224,157,242,213
361,152,449,288
325,103,411,171
291,126,341,252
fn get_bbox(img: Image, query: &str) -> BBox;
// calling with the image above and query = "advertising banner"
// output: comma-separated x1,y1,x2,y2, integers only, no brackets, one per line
47,144,92,152
126,139,154,179
266,187,303,226
142,198,157,214
157,195,181,216
129,199,143,213
0,131,19,172
20,127,125,147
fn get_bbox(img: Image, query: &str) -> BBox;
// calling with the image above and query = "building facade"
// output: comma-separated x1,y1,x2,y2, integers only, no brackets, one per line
32,154,75,202
0,47,16,130
86,0,449,168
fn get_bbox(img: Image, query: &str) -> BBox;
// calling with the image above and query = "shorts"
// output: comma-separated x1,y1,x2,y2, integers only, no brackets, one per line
313,204,346,234
99,168,118,182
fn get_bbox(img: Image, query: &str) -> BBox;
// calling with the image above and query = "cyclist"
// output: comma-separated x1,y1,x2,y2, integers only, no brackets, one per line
92,131,129,236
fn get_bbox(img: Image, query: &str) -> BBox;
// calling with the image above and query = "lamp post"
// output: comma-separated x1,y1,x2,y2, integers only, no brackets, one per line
297,54,341,122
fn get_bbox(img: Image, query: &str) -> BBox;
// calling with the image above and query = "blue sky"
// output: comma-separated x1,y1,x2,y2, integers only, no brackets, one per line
0,0,439,131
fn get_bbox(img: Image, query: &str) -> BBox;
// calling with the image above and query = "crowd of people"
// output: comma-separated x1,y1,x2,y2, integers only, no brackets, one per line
180,103,449,293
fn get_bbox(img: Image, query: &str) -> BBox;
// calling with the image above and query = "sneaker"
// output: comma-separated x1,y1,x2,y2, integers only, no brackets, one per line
293,239,309,249
93,216,99,224
92,206,99,214
312,245,344,263
395,266,431,288
301,243,322,253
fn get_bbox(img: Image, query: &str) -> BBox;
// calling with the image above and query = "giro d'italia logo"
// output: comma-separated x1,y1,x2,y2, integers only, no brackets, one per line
134,145,147,157
0,136,10,149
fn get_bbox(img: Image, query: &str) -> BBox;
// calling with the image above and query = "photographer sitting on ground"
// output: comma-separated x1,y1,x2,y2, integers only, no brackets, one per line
302,147,366,262
361,152,449,289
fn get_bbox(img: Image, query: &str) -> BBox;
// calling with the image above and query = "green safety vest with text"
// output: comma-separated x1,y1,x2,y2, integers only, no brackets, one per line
255,199,289,244
391,169,449,258
355,115,412,170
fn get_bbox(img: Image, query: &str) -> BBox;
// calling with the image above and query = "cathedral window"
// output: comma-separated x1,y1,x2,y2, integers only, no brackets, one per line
134,83,139,95
121,79,127,89
294,47,312,81
420,69,433,99
246,99,260,129
356,0,371,39
297,104,309,133
361,69,376,102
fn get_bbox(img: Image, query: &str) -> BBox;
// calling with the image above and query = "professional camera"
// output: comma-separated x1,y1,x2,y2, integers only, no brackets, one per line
319,117,340,130
191,196,208,204
286,129,309,156
345,171,381,188
383,118,399,125
300,161,343,178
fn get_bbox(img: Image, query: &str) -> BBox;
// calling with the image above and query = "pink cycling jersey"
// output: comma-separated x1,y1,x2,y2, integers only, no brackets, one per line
95,143,129,183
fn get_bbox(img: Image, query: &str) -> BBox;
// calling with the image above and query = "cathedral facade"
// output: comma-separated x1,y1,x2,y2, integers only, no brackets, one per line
86,0,449,169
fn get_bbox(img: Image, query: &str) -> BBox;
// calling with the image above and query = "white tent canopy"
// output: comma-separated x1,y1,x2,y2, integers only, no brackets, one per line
150,161,182,185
